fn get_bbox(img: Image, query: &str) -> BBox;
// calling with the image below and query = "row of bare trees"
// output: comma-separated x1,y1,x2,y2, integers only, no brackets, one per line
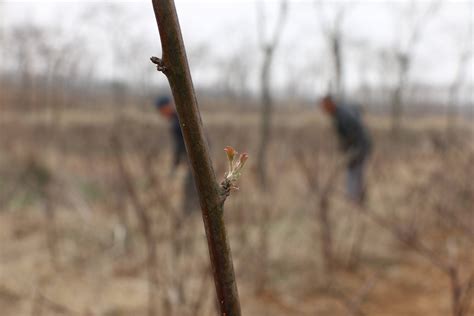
2,2,471,123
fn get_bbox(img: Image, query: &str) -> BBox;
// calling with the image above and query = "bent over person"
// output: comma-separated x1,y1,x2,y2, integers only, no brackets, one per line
154,96,199,215
320,95,372,206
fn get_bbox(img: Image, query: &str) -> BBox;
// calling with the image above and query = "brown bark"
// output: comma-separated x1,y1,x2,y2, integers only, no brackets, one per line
150,1,241,315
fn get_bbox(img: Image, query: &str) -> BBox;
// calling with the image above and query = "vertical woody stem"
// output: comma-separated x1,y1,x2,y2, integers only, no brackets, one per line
150,1,242,315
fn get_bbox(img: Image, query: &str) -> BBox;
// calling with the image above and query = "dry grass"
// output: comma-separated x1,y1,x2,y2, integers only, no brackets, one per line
0,107,473,315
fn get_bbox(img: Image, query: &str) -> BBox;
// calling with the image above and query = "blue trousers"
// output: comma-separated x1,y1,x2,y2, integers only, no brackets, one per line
346,160,366,204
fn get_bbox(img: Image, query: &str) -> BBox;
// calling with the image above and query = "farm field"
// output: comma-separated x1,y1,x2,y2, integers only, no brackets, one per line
0,107,472,315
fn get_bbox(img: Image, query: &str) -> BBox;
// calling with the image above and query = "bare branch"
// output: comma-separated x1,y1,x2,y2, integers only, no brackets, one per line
150,1,242,315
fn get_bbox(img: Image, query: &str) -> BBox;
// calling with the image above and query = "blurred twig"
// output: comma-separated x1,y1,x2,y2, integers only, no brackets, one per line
362,204,474,316
111,135,166,316
296,147,345,273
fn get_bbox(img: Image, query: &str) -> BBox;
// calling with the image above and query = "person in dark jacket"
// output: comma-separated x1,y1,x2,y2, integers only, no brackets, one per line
155,96,199,215
320,95,372,205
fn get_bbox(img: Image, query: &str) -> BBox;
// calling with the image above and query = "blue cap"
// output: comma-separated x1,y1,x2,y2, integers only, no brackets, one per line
155,96,171,108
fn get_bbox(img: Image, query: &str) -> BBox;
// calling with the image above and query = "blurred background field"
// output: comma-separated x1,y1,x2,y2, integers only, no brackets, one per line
0,1,473,315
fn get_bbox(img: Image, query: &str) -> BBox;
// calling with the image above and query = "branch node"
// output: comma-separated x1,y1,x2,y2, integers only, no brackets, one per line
150,56,168,73
219,178,232,205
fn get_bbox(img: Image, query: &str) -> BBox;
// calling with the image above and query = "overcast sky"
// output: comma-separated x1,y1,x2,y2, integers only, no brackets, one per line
1,0,473,99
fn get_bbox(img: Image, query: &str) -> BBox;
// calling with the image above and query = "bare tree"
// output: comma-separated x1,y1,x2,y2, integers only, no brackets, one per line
252,1,289,295
0,0,4,116
0,0,4,53
327,273,380,316
256,0,289,189
296,147,345,275
351,40,378,106
21,158,59,269
296,130,370,273
111,135,166,316
81,4,142,111
362,203,474,316
216,45,252,102
388,0,441,135
8,24,45,111
315,1,350,99
445,17,472,133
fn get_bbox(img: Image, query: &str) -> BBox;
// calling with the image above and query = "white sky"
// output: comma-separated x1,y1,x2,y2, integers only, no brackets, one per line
1,0,473,98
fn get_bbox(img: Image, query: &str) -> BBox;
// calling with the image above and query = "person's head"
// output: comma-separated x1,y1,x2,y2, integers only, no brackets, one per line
155,96,175,119
319,95,336,115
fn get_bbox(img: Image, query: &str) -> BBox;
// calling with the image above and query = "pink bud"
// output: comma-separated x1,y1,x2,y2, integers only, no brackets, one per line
224,146,235,161
239,153,249,165
236,153,248,170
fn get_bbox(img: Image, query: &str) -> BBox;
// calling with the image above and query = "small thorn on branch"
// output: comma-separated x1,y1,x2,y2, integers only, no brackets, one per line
150,56,167,73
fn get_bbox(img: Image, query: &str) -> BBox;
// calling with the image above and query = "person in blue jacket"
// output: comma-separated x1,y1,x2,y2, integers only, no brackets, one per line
320,95,372,206
155,96,199,215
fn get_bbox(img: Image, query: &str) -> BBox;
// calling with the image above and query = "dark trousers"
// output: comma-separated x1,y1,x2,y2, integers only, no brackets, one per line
183,168,199,215
346,159,367,204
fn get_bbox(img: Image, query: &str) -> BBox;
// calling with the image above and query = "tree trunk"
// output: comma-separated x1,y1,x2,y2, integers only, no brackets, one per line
391,55,409,135
319,195,333,273
257,49,273,189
